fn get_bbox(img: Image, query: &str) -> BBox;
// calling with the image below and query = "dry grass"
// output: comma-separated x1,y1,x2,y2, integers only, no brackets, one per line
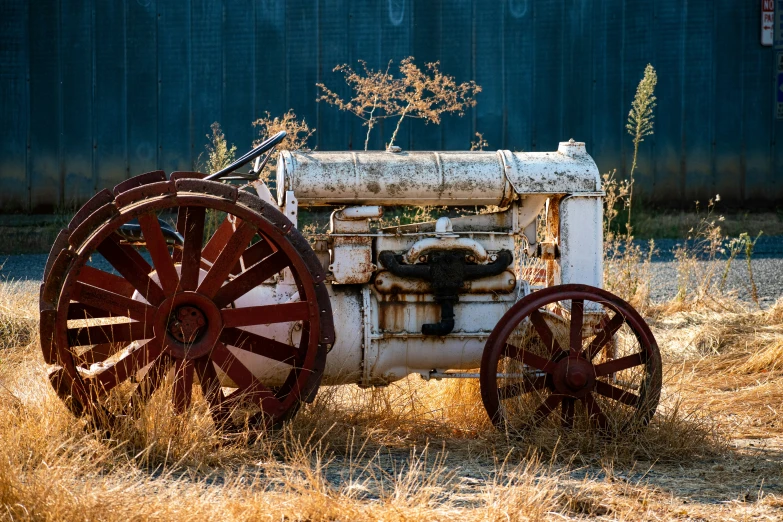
2,281,783,520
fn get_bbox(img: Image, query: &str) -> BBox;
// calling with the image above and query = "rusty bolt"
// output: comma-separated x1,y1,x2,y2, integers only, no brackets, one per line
466,254,476,263
418,255,427,263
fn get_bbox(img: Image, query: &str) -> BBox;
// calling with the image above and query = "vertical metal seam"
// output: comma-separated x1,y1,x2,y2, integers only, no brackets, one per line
531,0,536,150
58,0,64,208
188,0,193,170
679,0,688,207
619,0,626,178
770,0,777,199
123,0,129,180
284,0,289,112
739,0,747,203
25,0,31,211
501,0,506,149
559,0,564,145
651,0,658,194
316,0,322,151
91,0,96,191
251,0,256,125
156,0,160,170
408,0,413,151
471,0,476,138
222,0,226,148
710,0,717,199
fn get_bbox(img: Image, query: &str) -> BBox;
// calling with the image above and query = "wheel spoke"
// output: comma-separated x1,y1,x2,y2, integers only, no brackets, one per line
75,343,123,366
213,251,290,308
71,281,156,323
127,356,169,411
198,221,258,298
220,327,299,364
97,234,166,305
82,338,163,395
583,393,609,431
594,380,640,408
138,213,179,296
179,206,206,291
505,343,557,374
172,206,187,263
594,352,646,377
583,312,625,360
172,358,195,413
569,299,584,356
239,239,275,270
561,397,576,429
67,321,155,347
77,265,135,297
194,357,228,424
531,394,563,427
497,374,548,400
209,342,283,416
529,309,564,355
221,302,310,329
201,216,238,264
67,303,114,320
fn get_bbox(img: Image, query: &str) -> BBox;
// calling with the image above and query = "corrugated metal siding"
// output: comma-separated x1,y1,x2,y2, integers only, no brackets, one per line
0,0,780,212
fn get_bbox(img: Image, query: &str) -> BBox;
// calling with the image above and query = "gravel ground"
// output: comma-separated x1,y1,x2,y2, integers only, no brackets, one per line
3,237,782,306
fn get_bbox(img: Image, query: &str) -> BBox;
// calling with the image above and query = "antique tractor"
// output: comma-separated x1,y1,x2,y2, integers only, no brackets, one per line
40,132,661,435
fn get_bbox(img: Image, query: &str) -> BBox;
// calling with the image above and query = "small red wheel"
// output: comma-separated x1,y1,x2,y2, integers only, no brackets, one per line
480,284,661,436
40,171,334,431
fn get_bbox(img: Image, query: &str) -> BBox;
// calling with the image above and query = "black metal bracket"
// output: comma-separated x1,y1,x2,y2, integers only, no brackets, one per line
378,249,513,336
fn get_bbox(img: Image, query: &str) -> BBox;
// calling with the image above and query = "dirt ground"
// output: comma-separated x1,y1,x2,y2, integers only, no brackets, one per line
1,280,783,520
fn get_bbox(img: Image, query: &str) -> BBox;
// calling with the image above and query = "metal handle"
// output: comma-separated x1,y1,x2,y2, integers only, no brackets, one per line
204,130,287,181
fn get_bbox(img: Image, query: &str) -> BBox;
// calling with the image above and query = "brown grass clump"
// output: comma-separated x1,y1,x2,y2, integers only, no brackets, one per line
650,303,783,440
0,280,38,351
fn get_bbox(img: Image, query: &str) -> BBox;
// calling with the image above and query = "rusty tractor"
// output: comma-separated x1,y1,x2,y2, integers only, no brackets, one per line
40,131,661,436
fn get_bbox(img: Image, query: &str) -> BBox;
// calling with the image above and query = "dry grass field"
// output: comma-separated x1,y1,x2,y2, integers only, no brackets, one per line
1,277,782,521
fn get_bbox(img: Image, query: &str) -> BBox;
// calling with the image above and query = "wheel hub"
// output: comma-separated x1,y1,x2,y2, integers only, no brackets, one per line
168,305,207,343
154,292,223,360
553,356,596,398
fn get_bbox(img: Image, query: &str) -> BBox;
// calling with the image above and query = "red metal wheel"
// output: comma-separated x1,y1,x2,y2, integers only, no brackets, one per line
480,284,661,436
40,171,334,431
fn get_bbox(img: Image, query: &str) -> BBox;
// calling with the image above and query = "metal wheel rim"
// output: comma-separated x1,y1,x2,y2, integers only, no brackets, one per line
480,284,662,436
41,172,333,430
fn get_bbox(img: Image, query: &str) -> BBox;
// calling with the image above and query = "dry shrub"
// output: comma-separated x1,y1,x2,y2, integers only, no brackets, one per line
252,109,315,182
318,57,480,150
200,121,237,175
602,171,655,311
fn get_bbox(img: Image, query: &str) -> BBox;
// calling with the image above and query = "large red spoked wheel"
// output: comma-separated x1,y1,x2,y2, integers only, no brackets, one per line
40,171,334,431
480,284,661,436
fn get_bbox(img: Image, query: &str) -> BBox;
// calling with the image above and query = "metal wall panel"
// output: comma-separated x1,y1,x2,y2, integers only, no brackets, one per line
95,0,127,193
0,1,29,211
28,0,60,213
126,0,158,178
1,0,780,212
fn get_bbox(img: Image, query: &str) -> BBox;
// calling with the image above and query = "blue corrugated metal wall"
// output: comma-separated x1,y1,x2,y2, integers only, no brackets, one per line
0,0,781,212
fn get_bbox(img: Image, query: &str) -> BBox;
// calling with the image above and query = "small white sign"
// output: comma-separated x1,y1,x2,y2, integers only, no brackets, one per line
763,0,774,46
